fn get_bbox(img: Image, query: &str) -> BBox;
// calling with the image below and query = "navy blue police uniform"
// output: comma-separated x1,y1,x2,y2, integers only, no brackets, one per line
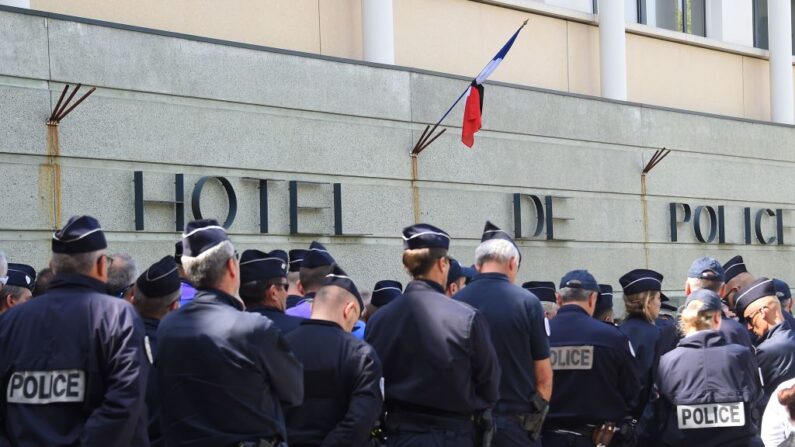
652,289,763,447
286,249,307,309
157,220,303,446
134,255,182,447
365,223,501,447
240,249,303,335
287,241,335,319
619,269,664,419
735,278,795,407
542,270,641,447
594,283,615,324
0,215,149,446
285,265,383,447
455,221,550,447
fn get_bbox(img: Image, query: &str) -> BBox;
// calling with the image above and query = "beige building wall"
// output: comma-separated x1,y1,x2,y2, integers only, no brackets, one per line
27,0,783,121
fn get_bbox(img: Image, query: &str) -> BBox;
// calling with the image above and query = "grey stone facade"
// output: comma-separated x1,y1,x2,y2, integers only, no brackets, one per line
1,8,793,305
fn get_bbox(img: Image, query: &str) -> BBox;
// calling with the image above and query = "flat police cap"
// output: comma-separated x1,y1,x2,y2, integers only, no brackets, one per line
288,249,307,273
722,255,748,283
181,219,229,257
735,277,776,323
402,223,450,250
522,281,556,303
322,264,364,312
685,288,722,313
301,241,335,268
371,280,402,307
596,284,614,313
688,257,725,282
660,302,678,313
559,270,599,292
481,220,521,261
136,256,180,298
52,215,107,254
774,279,792,301
619,269,663,295
240,249,288,283
6,263,36,291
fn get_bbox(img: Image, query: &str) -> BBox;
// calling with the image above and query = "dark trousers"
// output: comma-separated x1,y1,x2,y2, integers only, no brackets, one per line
493,415,541,447
541,430,595,447
386,411,475,447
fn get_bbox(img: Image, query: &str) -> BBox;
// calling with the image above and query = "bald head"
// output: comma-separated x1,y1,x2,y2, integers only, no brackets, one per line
311,285,362,332
744,296,782,337
726,272,755,310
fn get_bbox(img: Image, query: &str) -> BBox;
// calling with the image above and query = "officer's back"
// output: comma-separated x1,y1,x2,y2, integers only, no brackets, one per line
285,265,382,447
454,221,551,447
157,220,303,447
366,223,500,447
0,215,149,446
543,270,640,447
655,289,762,447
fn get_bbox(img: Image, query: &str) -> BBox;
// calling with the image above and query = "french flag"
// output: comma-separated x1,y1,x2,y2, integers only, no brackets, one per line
462,21,527,148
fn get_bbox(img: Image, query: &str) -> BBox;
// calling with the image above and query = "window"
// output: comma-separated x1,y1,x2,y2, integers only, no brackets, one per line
651,0,705,36
753,0,795,53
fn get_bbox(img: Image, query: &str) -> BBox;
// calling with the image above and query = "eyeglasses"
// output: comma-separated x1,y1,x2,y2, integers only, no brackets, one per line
102,255,114,268
272,283,288,291
233,251,240,261
745,306,768,328
116,283,135,298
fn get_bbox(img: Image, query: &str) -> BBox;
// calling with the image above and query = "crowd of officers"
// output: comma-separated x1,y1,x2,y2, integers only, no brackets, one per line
0,215,794,447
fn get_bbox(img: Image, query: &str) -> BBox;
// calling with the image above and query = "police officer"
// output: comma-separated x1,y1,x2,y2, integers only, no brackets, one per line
542,269,640,447
239,249,304,334
685,256,752,348
285,265,383,446
0,263,36,313
723,255,755,312
157,219,303,446
735,277,795,406
366,223,500,447
523,281,558,320
132,255,182,447
594,284,614,324
653,289,763,447
0,215,149,446
287,241,335,319
619,268,664,419
773,279,795,327
364,279,402,322
455,221,552,447
445,257,473,297
286,248,307,309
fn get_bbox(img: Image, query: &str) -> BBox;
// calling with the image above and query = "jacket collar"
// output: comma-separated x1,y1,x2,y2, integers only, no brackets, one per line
47,273,110,294
194,288,245,311
406,278,446,294
471,272,509,282
677,329,726,348
300,318,343,331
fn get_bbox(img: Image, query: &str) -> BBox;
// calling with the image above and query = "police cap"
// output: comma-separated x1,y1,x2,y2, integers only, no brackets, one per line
52,215,107,254
371,280,402,307
301,242,335,269
322,264,364,312
288,249,307,272
685,288,722,313
522,281,556,303
240,250,288,283
774,278,792,301
6,263,36,291
136,256,180,298
596,284,614,313
402,223,450,250
722,255,748,283
619,269,663,295
735,277,776,324
560,270,599,292
182,219,229,258
688,256,725,282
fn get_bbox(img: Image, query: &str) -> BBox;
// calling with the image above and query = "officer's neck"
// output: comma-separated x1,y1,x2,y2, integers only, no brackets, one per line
478,262,515,283
414,275,445,291
562,301,594,316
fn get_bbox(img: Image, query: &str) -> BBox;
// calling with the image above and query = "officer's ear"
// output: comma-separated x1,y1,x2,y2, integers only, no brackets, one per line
717,283,727,298
226,257,237,278
555,292,562,307
684,281,692,296
297,280,305,296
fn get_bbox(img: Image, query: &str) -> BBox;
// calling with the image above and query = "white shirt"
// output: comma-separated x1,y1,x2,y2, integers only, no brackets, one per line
762,377,795,447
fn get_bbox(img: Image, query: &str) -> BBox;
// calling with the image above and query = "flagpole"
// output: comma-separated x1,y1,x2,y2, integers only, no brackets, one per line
410,18,528,156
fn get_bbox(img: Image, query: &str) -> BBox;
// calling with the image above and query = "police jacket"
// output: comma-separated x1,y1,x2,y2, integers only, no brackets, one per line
454,272,550,414
655,330,762,447
546,305,640,426
285,319,383,447
143,317,163,447
157,288,304,446
721,316,754,348
365,279,500,416
620,315,660,416
247,304,303,335
0,273,149,446
756,319,795,406
286,294,303,309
